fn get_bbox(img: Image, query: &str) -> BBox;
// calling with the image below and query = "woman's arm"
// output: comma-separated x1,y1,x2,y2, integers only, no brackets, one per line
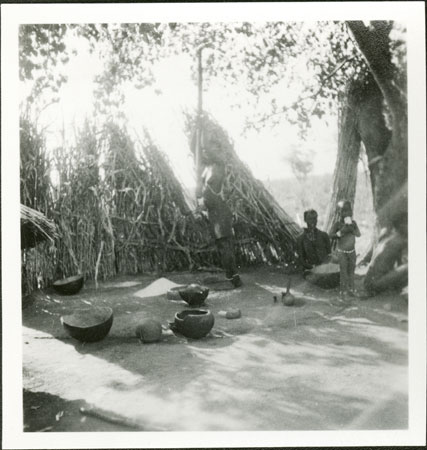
338,221,361,236
352,220,361,237
329,222,341,239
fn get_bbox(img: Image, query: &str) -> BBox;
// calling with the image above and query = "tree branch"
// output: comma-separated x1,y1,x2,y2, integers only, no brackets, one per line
252,57,354,127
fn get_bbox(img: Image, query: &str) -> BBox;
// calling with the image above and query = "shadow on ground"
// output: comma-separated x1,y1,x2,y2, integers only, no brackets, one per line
23,390,133,432
22,267,408,431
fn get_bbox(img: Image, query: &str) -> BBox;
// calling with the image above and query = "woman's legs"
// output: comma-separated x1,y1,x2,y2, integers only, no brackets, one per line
338,251,349,294
348,251,357,292
216,237,242,287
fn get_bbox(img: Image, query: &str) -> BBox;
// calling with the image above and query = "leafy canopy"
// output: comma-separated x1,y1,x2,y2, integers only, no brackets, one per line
21,21,369,134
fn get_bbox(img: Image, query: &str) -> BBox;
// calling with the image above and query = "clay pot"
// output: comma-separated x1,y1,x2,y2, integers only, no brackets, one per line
167,284,209,307
218,308,242,319
53,275,84,295
179,284,209,307
166,286,186,301
281,278,296,306
61,306,113,342
226,308,242,319
172,309,214,339
135,318,162,343
282,294,295,306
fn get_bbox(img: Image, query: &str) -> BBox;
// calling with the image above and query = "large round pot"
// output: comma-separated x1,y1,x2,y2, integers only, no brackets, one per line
172,309,214,339
61,306,113,342
53,275,84,295
167,284,209,307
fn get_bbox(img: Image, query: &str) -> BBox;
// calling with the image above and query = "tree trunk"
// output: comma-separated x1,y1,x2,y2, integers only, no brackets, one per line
346,21,408,290
346,22,406,129
353,72,391,204
364,229,408,293
352,72,391,263
347,21,407,229
325,94,361,232
328,71,392,224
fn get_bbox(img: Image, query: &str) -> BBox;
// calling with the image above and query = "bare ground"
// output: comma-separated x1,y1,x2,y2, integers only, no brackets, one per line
22,266,408,432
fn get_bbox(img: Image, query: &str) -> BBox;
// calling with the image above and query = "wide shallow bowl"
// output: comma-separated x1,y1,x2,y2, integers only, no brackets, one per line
172,309,214,339
61,306,113,342
53,275,84,295
167,284,209,307
304,263,340,289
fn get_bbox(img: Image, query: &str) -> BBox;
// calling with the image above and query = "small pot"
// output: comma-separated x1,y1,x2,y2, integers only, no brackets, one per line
167,284,209,307
53,275,84,295
61,306,113,342
172,309,214,339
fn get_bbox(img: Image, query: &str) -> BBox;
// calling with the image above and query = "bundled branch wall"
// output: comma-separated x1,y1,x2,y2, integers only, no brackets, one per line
21,115,300,295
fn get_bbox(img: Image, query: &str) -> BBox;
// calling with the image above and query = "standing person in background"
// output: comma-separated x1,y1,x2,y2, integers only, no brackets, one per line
196,141,242,289
330,200,361,301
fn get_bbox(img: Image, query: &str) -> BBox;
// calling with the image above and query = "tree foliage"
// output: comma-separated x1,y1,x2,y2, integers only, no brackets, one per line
20,21,409,138
287,147,314,182
76,24,165,113
19,24,70,105
20,21,369,136
168,21,366,134
105,21,367,135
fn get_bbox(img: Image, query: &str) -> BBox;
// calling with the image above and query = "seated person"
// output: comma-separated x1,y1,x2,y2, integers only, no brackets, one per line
297,209,340,289
296,209,331,270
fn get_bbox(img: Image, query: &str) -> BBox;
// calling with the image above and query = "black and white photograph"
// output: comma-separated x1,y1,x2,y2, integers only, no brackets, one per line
1,2,426,448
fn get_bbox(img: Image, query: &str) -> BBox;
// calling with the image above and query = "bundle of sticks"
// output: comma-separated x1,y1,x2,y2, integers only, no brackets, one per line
21,204,58,249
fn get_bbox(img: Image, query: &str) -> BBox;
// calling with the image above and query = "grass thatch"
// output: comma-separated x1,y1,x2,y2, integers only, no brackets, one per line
21,204,58,249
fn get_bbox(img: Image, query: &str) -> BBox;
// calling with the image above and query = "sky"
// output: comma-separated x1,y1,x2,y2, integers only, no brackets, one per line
22,32,339,189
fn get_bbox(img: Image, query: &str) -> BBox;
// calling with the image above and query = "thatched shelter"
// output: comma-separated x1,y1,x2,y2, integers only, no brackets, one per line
20,114,301,294
21,204,58,249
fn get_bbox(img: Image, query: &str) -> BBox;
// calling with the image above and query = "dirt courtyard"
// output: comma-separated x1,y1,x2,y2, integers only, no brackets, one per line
22,267,408,432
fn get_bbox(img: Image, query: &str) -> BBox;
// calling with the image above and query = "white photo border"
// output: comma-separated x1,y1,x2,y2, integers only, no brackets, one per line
2,2,426,448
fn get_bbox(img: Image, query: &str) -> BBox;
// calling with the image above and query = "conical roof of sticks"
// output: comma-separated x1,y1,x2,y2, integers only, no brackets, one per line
187,113,301,266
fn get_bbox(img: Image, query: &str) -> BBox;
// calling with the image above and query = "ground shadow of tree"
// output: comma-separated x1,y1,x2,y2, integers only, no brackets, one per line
22,271,407,430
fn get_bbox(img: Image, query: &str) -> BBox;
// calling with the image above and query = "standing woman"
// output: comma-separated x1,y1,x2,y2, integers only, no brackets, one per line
196,141,242,288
